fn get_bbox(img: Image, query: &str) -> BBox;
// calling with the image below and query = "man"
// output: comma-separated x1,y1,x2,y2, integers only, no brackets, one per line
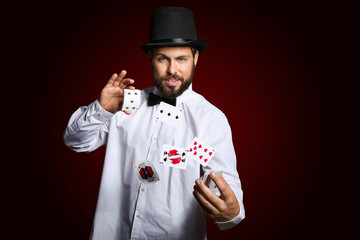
64,7,245,239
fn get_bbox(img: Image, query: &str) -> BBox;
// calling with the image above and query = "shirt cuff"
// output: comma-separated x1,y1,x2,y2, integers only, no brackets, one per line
215,209,243,230
92,99,114,122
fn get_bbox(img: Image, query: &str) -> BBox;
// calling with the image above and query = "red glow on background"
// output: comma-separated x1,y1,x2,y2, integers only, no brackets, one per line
11,1,337,239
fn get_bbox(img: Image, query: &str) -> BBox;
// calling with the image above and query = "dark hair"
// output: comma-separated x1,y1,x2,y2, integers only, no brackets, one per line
189,47,198,57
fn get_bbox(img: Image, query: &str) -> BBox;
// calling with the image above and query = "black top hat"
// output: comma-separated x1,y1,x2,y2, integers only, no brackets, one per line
140,7,208,54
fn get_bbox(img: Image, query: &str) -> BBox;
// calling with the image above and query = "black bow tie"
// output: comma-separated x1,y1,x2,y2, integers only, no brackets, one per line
148,92,176,106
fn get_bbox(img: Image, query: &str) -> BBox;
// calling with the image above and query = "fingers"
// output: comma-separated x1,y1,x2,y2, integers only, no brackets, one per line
113,70,127,86
209,172,232,200
193,179,224,209
113,70,135,89
106,73,118,86
119,78,135,89
103,70,136,114
193,188,217,217
107,70,135,90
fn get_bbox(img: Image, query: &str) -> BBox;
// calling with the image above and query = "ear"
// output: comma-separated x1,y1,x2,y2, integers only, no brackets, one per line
193,50,199,67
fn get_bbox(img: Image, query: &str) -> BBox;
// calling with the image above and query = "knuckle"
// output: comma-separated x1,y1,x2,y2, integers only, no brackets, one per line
218,203,227,213
226,197,235,206
228,195,239,206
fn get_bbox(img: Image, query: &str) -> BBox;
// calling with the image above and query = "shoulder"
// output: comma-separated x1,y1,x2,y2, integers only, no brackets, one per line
188,91,226,115
185,90,229,123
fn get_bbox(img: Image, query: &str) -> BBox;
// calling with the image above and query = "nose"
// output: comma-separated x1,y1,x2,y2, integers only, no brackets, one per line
167,60,177,75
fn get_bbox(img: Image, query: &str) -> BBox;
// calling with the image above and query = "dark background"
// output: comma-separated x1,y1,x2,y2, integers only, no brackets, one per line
7,0,339,239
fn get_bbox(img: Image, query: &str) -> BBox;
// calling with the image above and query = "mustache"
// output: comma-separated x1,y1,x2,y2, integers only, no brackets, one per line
160,74,184,81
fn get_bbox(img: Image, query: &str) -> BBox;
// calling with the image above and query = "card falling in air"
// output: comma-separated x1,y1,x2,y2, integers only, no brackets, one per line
160,144,188,170
155,102,183,127
122,89,141,111
188,137,215,166
133,160,160,185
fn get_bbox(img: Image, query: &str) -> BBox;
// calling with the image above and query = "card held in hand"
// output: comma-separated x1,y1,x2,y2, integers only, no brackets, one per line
188,137,215,166
155,102,183,127
201,171,223,196
133,160,160,185
122,89,141,111
159,144,188,170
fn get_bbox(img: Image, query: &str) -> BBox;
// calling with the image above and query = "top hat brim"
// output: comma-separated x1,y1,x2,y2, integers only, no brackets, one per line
140,39,208,54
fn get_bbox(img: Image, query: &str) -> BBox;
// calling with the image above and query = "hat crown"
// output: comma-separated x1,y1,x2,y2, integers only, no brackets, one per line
149,7,198,42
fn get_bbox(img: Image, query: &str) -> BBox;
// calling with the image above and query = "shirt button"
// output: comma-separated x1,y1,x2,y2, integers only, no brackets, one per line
97,112,101,116
141,188,146,191
136,214,141,218
153,137,157,140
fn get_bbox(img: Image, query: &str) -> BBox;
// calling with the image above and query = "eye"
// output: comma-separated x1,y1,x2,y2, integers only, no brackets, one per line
178,56,189,62
158,57,167,62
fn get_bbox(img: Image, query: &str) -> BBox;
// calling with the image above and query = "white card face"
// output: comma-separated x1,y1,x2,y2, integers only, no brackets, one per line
122,89,141,111
155,102,183,127
133,160,160,185
201,171,223,196
159,144,188,170
188,137,215,166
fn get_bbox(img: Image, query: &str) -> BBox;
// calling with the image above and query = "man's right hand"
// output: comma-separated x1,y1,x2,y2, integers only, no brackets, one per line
99,70,135,114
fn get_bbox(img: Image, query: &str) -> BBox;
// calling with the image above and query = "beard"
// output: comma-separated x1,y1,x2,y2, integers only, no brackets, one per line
153,67,195,99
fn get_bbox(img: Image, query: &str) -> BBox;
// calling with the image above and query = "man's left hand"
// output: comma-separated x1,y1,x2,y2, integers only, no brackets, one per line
193,172,240,222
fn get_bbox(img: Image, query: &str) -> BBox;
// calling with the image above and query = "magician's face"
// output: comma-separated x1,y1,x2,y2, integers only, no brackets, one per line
150,47,199,98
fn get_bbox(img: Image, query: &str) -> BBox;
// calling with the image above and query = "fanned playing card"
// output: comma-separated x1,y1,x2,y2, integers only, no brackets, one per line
133,160,160,185
155,102,183,127
201,171,223,196
159,144,188,170
188,137,215,166
122,89,141,111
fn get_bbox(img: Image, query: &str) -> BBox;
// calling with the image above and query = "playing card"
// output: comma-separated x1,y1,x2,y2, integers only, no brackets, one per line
201,171,223,196
188,137,215,166
122,89,141,111
133,160,160,185
159,144,188,169
155,102,183,127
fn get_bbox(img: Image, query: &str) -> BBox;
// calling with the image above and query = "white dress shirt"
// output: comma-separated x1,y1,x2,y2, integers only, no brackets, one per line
64,85,245,240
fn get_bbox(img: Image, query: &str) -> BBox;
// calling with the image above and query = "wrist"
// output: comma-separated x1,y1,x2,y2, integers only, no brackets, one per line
98,99,117,114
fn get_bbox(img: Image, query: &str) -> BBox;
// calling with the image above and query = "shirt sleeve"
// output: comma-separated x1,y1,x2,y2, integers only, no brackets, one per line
215,210,244,230
63,99,114,152
199,110,245,229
